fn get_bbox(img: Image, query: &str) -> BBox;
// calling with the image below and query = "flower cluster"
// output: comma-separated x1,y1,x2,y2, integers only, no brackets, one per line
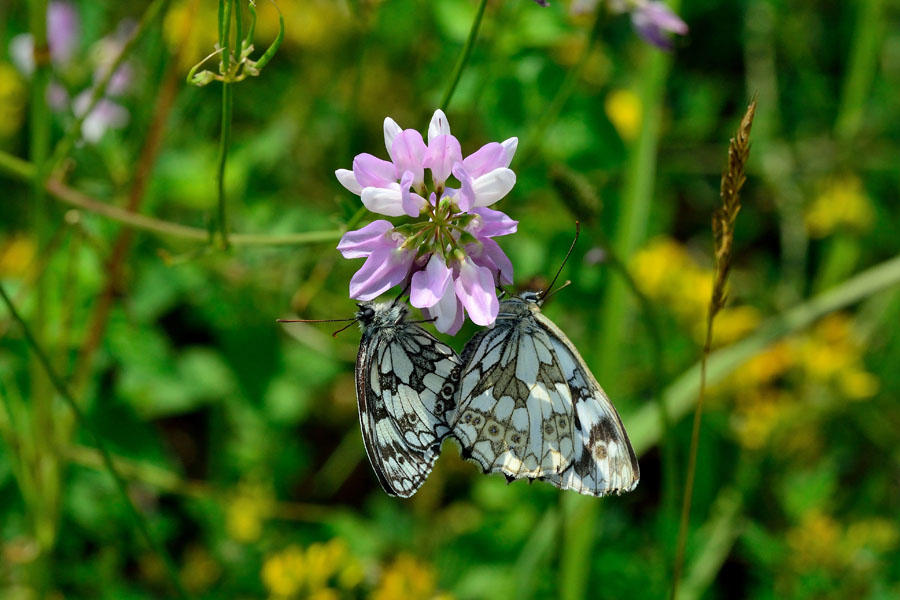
336,110,518,334
9,1,135,143
550,0,689,50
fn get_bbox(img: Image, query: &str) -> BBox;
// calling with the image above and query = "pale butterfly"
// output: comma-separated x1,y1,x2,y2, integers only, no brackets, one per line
450,228,640,497
281,301,461,497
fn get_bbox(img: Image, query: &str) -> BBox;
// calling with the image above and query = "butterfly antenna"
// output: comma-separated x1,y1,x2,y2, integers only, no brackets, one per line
541,221,580,300
276,317,356,323
391,278,414,306
331,320,359,337
542,280,572,303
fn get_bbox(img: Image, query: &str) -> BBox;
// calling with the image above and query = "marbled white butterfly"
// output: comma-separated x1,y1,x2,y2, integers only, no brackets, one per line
450,229,639,497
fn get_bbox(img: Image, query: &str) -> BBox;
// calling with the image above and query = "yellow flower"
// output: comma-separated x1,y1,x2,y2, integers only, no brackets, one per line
308,589,340,600
181,545,221,593
631,237,696,301
605,89,642,142
730,342,794,389
304,539,347,591
838,368,879,399
845,518,900,554
255,0,351,50
707,305,761,346
787,510,844,572
225,482,274,543
805,174,874,237
261,545,306,598
0,62,26,138
732,387,789,449
372,554,444,600
163,0,217,73
0,235,36,277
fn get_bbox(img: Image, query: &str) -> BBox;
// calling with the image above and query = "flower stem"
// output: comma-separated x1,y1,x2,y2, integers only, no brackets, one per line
0,284,190,600
519,5,605,163
671,99,757,600
439,0,489,110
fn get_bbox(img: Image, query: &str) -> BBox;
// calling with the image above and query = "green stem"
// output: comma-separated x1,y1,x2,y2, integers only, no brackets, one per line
519,6,605,163
834,0,885,140
48,0,171,172
216,81,234,248
439,0,489,110
215,0,235,249
0,284,190,600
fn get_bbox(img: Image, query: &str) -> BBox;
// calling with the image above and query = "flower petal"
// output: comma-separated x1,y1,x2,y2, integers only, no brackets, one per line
423,134,462,186
428,109,451,142
469,207,518,238
336,220,394,259
501,137,518,166
462,142,507,179
335,169,363,195
480,237,515,285
349,246,413,301
451,163,475,212
384,117,402,154
353,153,397,189
427,284,465,334
361,184,407,217
388,129,426,184
472,168,516,207
399,171,426,217
454,258,499,326
410,255,452,309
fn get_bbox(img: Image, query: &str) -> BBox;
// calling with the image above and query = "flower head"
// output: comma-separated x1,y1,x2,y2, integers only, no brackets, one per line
337,110,518,333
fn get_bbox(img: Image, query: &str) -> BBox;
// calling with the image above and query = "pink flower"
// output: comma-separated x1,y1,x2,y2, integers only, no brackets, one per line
606,0,688,50
337,221,415,301
336,111,520,333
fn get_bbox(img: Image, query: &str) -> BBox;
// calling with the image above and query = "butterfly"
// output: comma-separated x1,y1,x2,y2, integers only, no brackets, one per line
450,236,639,497
351,301,462,497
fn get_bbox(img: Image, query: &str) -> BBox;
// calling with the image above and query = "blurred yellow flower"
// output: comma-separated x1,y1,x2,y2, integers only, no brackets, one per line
262,545,306,597
226,482,274,543
805,174,874,237
605,89,642,141
633,237,756,346
0,62,26,138
797,313,878,398
262,539,361,598
730,342,794,389
787,510,844,571
181,545,221,593
845,518,900,554
707,305,761,346
0,235,36,277
373,553,448,600
732,387,789,449
255,0,351,50
163,0,214,72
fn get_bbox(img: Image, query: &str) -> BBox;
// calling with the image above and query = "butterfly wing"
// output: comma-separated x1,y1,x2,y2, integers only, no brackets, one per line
453,304,639,497
534,312,640,496
453,314,580,484
357,317,461,497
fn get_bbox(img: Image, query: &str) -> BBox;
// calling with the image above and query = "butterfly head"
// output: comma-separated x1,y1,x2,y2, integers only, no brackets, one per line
355,301,408,331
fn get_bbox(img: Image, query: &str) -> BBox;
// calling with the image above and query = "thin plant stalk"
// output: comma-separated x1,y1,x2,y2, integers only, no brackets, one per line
216,0,235,248
439,0,489,110
519,5,605,163
0,284,190,600
671,98,757,600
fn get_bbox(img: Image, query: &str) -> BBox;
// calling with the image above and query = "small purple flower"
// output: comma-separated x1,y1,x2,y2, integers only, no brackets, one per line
336,110,519,333
9,1,80,75
630,1,688,50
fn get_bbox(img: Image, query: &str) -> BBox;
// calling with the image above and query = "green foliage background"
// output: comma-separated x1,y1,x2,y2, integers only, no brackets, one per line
1,0,899,598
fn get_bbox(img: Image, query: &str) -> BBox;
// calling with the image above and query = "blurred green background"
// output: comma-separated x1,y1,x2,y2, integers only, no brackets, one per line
1,0,899,598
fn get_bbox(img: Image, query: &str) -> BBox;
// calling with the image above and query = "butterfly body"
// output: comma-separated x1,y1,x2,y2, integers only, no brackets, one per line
355,302,462,497
452,293,639,497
